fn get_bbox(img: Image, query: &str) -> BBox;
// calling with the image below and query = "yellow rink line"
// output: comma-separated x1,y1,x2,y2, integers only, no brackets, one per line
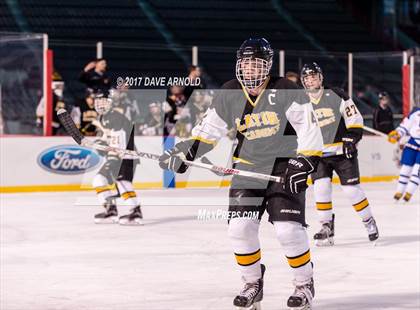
0,176,398,193
0,182,163,193
175,180,231,188
310,175,398,184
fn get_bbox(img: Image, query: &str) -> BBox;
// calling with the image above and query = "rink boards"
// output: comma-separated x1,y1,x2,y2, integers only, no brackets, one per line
0,135,399,193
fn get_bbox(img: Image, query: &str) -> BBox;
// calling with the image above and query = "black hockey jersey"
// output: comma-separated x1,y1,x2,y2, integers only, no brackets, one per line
191,76,323,169
76,99,98,135
309,87,363,156
99,109,135,152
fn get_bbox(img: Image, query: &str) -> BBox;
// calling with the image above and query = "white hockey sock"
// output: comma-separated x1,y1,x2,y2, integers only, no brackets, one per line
341,184,373,221
396,165,413,194
314,177,333,223
116,180,139,207
93,174,115,204
405,163,419,196
273,221,313,286
228,218,261,283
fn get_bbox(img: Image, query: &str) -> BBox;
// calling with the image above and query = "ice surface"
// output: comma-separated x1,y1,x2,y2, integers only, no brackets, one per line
1,182,419,310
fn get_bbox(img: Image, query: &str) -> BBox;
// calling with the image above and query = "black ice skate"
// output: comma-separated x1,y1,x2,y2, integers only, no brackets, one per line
287,278,315,310
363,217,379,242
313,214,335,246
233,264,265,310
94,198,118,224
119,205,143,226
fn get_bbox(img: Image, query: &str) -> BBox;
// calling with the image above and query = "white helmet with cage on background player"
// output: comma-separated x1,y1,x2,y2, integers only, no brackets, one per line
94,91,112,115
235,37,274,90
300,62,324,90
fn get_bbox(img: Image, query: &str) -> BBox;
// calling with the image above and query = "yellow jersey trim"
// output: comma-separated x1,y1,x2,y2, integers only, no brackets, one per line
191,136,217,145
232,156,254,165
298,150,323,157
347,124,363,129
324,142,343,147
240,77,270,107
309,89,324,105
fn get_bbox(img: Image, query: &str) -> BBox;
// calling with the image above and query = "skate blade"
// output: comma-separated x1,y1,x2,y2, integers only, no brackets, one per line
315,238,334,247
119,219,144,226
94,217,118,224
235,301,261,310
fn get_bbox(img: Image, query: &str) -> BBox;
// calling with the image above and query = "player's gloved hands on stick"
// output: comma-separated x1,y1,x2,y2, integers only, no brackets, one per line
342,136,357,159
284,156,316,194
84,138,108,156
159,142,191,173
81,137,95,148
159,139,214,173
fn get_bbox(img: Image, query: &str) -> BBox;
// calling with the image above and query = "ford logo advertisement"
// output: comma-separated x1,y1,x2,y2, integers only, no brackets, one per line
37,145,101,175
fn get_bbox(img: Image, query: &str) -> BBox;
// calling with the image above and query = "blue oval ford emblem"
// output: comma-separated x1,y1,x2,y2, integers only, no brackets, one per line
37,145,101,175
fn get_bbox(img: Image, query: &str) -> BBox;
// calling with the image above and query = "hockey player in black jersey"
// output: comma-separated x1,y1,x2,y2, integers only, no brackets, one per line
91,92,143,225
159,38,323,309
300,62,379,245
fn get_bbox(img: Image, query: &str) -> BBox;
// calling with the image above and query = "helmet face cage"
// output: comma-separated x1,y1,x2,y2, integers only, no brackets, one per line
94,97,112,115
301,72,323,90
236,57,272,90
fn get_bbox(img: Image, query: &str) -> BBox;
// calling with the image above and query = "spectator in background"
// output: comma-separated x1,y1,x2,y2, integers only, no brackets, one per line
285,71,300,84
163,85,187,136
373,91,395,134
36,71,66,135
356,84,379,108
189,89,212,127
138,102,163,136
173,104,192,138
71,89,98,136
109,87,140,123
79,59,111,94
184,65,206,100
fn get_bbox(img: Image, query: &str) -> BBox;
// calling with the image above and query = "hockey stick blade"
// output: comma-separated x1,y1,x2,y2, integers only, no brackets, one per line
57,109,85,145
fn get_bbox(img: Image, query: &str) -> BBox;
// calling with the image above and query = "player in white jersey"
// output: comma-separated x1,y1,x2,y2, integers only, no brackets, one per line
91,93,143,225
159,38,323,309
301,62,379,246
388,107,420,202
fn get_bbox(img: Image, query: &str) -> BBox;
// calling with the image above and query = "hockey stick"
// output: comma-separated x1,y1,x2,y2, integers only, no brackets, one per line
362,126,388,138
57,109,283,183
